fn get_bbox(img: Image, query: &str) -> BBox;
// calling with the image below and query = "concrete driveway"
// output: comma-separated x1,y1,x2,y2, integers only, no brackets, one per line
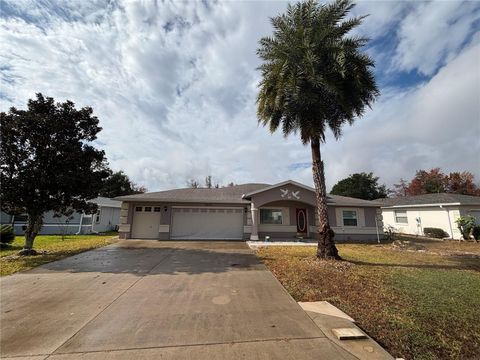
1,240,358,359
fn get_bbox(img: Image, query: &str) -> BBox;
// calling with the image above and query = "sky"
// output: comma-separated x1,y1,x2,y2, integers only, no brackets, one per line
1,0,479,192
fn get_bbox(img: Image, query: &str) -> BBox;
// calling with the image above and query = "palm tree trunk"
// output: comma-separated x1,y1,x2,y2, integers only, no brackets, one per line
311,138,340,260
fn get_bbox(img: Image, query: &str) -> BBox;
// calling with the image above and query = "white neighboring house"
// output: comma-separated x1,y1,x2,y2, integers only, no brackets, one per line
380,193,480,239
1,197,121,235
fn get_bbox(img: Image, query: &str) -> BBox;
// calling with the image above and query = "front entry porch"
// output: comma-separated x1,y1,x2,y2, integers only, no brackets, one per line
249,200,317,241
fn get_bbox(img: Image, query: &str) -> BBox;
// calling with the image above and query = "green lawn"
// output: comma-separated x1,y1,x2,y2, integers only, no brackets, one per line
0,233,118,276
256,240,480,360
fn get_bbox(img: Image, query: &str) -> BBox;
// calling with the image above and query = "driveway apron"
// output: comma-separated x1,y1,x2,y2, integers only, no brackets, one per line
1,240,356,359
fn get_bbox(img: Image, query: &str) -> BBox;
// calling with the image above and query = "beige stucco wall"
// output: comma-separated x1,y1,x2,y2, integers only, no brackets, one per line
119,201,249,240
251,184,315,207
258,202,381,240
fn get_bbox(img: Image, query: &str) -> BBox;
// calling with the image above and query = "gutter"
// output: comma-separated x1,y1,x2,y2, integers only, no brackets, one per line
381,202,465,209
115,199,252,204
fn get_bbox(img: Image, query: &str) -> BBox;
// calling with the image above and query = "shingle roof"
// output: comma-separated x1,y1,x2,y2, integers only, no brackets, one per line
379,193,480,207
90,197,122,208
327,194,382,207
115,183,269,204
115,182,380,207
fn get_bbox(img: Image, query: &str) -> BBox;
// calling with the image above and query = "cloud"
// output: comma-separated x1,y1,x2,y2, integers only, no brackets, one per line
321,39,480,188
392,0,480,76
0,0,478,193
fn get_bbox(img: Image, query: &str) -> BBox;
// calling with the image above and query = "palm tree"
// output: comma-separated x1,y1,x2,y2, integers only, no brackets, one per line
257,0,379,259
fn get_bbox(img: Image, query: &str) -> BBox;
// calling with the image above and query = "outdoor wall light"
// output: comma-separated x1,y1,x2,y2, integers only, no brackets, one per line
164,206,168,212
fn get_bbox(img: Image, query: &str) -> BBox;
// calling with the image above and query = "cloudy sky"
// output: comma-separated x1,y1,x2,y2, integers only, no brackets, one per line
1,0,479,191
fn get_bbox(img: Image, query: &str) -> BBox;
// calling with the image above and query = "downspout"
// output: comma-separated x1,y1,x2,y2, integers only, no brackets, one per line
90,208,100,234
75,213,84,235
440,205,454,239
10,214,15,234
91,216,99,234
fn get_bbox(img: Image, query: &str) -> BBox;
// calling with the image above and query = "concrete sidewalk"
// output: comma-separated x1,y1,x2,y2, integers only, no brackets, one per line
1,240,386,359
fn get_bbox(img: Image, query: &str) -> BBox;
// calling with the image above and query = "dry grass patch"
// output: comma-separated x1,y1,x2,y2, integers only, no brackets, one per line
256,241,480,360
1,234,118,276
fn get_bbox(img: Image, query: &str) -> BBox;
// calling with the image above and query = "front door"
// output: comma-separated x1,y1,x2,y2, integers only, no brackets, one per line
296,208,307,235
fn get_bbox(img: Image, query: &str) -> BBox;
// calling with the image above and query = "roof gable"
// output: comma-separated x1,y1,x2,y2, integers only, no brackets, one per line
244,180,379,207
243,180,314,198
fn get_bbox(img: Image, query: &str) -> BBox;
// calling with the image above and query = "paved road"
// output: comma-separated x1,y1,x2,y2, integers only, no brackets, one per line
1,240,357,359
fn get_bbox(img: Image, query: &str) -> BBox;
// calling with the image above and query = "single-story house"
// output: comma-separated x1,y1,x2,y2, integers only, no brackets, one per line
380,193,480,239
1,197,121,235
116,180,383,241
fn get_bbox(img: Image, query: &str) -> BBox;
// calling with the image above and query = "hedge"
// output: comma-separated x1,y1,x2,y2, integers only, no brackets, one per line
423,227,449,239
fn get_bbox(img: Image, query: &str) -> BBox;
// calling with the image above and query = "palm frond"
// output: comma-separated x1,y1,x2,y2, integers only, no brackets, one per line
256,0,379,142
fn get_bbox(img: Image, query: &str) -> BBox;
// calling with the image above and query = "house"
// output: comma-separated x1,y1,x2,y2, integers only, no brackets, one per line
1,197,121,235
380,193,480,239
116,180,383,241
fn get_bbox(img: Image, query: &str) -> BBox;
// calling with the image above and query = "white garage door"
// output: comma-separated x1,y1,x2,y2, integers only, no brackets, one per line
171,207,244,240
131,206,161,239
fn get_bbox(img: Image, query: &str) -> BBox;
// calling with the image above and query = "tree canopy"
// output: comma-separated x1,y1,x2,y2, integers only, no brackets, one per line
0,93,109,253
330,172,387,200
257,0,378,145
100,170,147,198
392,168,479,197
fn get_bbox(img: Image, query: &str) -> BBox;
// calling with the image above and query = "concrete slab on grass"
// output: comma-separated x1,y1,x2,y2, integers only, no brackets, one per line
332,327,367,340
304,310,394,360
299,301,355,322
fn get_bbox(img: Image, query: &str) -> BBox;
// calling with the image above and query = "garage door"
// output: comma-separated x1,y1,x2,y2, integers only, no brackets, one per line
171,207,244,240
469,210,480,224
131,206,161,239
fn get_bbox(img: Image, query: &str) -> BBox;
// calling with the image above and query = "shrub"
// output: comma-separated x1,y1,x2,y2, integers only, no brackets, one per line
0,224,15,244
423,227,448,239
472,226,480,240
455,216,476,240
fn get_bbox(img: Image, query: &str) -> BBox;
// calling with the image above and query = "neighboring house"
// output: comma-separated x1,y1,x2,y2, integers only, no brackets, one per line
380,193,480,239
1,197,121,235
116,180,383,241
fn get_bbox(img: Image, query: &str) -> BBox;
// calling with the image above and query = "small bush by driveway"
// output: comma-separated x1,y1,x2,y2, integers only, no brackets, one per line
0,234,117,276
256,241,480,360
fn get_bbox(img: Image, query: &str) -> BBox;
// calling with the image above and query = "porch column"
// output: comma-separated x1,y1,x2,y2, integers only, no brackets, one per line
118,202,132,239
250,204,259,241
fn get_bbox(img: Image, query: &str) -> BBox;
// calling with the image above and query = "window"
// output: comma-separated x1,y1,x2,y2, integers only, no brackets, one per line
394,210,408,224
95,210,101,223
154,207,161,212
342,210,358,226
260,209,283,224
135,206,142,212
144,206,152,212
